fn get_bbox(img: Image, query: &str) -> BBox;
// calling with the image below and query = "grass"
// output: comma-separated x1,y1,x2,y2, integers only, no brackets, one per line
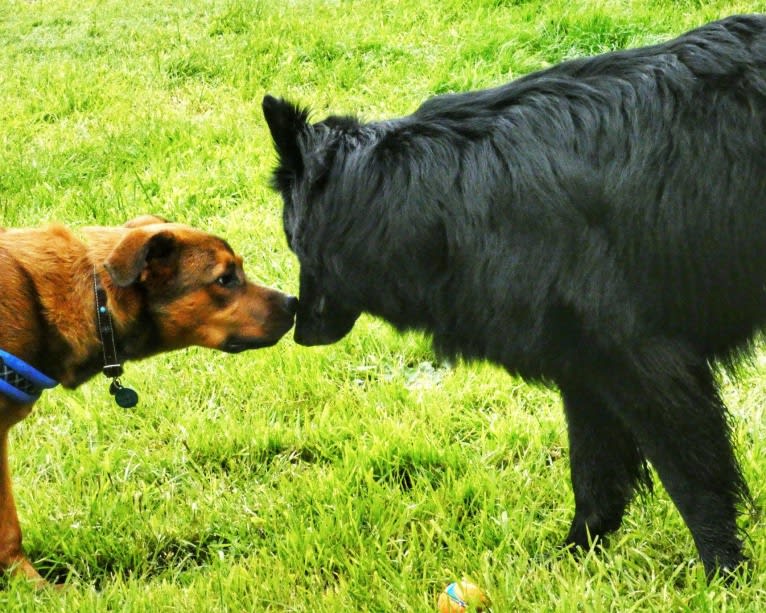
2,0,766,610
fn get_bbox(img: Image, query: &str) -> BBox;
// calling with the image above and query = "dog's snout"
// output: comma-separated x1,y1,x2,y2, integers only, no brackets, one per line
284,295,298,316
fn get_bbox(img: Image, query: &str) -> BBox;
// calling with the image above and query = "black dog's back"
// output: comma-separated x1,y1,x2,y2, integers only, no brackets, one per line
264,14,766,579
377,14,766,367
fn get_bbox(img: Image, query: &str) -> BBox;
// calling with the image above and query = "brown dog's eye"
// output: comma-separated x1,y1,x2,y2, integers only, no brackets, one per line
215,272,240,289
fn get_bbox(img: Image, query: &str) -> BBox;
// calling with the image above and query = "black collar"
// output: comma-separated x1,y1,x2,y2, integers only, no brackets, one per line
93,267,139,408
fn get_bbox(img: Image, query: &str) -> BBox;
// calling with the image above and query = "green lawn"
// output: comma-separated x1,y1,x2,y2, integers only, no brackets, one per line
2,0,766,610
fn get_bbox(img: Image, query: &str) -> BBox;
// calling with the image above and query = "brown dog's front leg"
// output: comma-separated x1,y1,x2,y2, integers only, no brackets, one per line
0,414,46,587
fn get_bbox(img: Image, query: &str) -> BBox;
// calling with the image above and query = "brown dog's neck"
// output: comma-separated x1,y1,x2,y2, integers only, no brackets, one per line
0,225,158,389
55,261,161,390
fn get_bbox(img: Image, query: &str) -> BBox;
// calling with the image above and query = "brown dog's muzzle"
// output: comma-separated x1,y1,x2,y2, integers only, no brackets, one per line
220,288,297,353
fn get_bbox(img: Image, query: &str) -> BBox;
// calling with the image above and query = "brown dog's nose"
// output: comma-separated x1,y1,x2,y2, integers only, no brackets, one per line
285,295,298,316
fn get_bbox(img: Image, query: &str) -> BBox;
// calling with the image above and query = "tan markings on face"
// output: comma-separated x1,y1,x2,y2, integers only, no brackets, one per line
149,231,290,351
157,284,283,349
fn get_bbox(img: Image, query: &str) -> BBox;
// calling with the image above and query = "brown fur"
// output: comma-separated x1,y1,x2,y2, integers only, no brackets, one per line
0,215,295,586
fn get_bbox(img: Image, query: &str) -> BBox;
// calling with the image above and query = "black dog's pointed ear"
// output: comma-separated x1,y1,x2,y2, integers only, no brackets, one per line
262,95,310,176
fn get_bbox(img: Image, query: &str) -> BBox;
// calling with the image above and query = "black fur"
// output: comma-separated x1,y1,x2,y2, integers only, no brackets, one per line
263,14,766,577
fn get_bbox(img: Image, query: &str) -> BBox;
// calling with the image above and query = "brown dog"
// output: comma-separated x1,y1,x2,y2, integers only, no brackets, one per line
0,214,296,585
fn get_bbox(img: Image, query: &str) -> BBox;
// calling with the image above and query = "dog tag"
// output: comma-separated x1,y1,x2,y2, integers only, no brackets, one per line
114,386,139,408
109,379,139,408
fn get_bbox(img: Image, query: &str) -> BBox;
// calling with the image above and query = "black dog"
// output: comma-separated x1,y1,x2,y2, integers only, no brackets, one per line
263,14,766,578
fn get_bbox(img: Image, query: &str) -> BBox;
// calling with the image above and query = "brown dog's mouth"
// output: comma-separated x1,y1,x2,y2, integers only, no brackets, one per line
221,336,281,353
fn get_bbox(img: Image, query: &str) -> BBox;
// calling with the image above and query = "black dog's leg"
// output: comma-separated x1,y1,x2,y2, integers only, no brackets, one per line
596,342,747,577
560,383,649,550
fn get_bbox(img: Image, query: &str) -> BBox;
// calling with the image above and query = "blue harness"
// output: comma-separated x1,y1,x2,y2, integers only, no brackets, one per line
0,349,58,404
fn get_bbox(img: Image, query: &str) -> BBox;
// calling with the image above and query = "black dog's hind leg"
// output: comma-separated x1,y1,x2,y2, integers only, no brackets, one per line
560,383,650,551
595,341,748,577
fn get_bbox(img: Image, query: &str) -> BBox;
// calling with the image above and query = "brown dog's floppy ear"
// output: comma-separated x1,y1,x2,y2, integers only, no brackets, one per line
104,228,178,287
262,95,310,176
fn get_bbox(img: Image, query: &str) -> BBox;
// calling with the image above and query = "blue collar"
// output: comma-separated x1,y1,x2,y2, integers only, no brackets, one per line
0,348,58,404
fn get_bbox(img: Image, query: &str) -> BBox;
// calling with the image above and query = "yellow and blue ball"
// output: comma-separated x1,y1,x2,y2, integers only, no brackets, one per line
437,579,489,612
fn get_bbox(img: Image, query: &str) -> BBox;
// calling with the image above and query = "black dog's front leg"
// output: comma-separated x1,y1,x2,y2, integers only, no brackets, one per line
560,383,649,550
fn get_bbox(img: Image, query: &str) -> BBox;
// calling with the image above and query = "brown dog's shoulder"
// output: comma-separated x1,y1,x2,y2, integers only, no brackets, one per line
0,223,80,252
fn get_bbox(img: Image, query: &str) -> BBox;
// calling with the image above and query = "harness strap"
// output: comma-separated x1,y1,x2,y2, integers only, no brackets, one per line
0,348,57,404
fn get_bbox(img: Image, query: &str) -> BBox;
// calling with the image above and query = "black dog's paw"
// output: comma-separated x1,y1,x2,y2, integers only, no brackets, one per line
563,512,623,554
702,550,749,585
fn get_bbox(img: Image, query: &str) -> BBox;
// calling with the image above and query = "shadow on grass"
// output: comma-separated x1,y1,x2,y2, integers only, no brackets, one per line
28,530,229,589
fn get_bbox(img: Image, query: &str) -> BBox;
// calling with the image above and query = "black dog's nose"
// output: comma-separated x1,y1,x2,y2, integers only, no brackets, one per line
284,295,298,316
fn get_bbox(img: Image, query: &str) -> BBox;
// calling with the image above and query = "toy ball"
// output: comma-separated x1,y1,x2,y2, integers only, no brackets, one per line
437,579,490,612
